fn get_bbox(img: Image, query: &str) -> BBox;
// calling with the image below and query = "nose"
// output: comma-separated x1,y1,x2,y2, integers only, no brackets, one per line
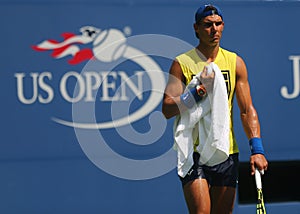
211,23,218,31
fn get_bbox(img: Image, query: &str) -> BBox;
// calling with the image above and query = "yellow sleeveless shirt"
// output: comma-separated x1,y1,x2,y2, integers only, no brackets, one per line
176,47,239,154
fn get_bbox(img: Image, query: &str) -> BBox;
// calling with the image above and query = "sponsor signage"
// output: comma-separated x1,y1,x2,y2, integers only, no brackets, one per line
1,1,300,213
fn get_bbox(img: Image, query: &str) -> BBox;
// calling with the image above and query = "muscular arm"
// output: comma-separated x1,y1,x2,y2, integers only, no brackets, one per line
162,60,187,119
236,56,268,175
235,56,261,139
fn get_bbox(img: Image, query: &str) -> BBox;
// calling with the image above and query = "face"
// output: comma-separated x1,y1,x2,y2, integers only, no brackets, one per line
194,14,224,46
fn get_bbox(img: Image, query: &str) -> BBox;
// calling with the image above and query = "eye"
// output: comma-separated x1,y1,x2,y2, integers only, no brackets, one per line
202,22,213,28
201,21,223,28
215,21,223,26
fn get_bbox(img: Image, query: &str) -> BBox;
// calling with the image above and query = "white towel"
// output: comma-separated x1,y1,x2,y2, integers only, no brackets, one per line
173,62,230,178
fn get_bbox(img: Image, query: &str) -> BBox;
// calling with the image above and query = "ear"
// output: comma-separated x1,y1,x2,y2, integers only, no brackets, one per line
193,23,198,31
193,23,199,38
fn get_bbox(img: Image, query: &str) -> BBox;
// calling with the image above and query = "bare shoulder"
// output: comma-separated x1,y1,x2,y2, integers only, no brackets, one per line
236,55,248,81
169,60,185,82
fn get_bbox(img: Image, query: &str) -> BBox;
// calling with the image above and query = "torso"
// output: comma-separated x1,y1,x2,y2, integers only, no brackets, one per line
176,47,239,154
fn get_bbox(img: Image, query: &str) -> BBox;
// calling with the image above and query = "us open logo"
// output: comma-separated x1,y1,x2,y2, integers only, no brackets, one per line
15,26,194,180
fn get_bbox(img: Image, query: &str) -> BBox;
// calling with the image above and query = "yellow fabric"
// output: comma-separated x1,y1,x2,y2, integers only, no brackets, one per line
176,47,239,154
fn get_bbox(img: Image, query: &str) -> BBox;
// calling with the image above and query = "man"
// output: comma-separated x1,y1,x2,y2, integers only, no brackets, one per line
162,4,268,214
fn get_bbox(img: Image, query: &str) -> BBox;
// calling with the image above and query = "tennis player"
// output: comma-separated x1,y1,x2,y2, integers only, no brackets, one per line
162,4,268,214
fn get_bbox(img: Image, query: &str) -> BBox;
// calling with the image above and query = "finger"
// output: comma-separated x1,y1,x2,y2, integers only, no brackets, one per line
250,163,255,175
200,68,208,77
206,65,213,75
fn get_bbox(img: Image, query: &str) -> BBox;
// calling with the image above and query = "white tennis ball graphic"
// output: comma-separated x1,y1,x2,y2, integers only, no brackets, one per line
93,29,127,62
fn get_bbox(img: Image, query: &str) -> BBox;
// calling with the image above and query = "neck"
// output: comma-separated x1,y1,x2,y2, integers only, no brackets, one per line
196,43,219,62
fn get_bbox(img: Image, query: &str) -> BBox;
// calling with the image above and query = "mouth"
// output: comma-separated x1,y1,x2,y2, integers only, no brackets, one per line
210,34,220,41
211,33,219,38
210,36,219,42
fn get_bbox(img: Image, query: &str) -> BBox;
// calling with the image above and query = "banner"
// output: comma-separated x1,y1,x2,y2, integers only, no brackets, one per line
1,1,299,213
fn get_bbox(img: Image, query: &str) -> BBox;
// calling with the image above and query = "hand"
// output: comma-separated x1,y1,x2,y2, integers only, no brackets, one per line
250,154,268,175
200,66,215,92
180,85,206,108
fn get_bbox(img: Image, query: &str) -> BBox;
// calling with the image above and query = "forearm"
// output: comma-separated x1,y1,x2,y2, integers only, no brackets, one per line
241,106,267,158
162,61,209,119
162,95,186,119
162,83,207,119
240,105,261,139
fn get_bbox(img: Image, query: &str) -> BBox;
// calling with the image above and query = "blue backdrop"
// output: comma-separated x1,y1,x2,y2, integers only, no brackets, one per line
1,0,299,213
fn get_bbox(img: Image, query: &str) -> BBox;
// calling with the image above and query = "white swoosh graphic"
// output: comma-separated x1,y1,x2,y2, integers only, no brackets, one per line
52,46,164,129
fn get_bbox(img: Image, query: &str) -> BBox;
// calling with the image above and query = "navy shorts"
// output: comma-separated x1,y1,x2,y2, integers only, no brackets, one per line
179,152,239,187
